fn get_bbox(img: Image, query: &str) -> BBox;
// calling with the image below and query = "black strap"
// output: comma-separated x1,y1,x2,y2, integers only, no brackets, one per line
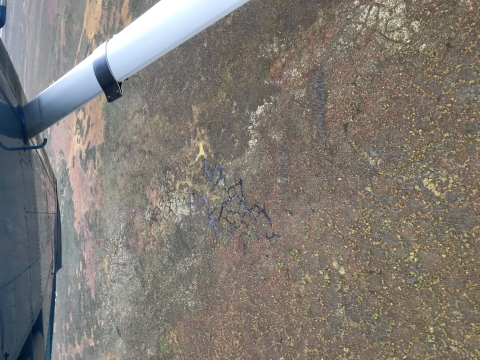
93,41,123,103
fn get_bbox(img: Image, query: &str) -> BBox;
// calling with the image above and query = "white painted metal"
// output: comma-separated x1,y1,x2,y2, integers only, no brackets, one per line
25,0,250,138
24,52,103,137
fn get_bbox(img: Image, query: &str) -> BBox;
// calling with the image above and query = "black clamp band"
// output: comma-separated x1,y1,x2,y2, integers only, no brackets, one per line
93,41,123,103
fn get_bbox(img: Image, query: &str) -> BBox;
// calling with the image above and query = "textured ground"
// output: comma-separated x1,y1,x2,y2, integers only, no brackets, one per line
6,0,480,359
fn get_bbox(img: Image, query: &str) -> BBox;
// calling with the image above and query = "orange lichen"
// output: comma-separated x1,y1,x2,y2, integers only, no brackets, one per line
75,0,103,62
121,0,133,27
102,352,121,360
57,329,95,360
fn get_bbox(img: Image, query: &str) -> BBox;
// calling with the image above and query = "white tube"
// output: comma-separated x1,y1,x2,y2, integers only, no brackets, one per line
25,0,249,138
24,55,103,137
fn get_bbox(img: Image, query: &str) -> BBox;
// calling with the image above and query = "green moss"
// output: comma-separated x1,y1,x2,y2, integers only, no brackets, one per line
155,326,172,360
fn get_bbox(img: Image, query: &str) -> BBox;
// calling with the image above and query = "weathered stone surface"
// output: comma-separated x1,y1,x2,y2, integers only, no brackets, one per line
445,206,479,233
7,0,480,358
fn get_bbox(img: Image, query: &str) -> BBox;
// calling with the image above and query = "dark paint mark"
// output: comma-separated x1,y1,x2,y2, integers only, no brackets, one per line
313,74,327,145
266,233,281,241
406,278,419,285
203,159,226,189
190,160,280,251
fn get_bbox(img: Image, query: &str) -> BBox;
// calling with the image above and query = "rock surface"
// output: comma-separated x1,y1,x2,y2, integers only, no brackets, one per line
6,0,480,358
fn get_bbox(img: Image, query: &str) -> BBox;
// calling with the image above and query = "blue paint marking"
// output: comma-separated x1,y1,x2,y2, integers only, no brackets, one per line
190,160,281,252
203,159,226,189
313,73,327,145
266,233,281,241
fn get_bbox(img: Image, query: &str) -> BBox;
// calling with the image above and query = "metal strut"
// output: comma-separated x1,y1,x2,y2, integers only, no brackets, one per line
0,100,47,151
92,41,123,103
0,138,47,152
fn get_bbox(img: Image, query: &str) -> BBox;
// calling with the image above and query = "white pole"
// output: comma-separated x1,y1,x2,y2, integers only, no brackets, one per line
24,0,250,138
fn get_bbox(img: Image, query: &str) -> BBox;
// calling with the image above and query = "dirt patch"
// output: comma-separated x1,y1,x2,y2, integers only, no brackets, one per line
46,0,59,25
121,0,132,27
56,329,95,360
49,97,105,299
